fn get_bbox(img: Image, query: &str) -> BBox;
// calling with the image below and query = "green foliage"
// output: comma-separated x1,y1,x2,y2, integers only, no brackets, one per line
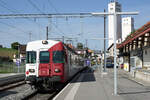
77,42,83,49
11,42,20,50
0,48,17,60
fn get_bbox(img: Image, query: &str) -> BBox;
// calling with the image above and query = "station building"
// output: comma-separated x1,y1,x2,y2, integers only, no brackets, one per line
118,21,150,72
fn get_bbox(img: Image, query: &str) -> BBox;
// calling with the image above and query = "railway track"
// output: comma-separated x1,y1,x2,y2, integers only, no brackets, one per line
22,68,88,100
0,74,25,92
0,74,25,87
0,68,88,100
0,77,59,100
22,82,66,100
0,81,25,92
23,90,58,100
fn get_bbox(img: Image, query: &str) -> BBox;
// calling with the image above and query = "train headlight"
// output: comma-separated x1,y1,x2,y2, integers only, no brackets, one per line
55,68,61,73
29,69,35,73
42,40,48,44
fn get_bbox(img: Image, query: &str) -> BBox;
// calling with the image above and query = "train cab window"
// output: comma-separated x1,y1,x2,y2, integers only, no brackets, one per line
53,51,64,63
40,51,50,63
26,51,36,64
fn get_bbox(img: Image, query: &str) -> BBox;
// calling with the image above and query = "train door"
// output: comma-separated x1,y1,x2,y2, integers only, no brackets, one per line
38,50,51,77
26,51,37,76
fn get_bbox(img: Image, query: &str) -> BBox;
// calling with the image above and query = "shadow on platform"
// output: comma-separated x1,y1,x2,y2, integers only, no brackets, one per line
71,67,96,83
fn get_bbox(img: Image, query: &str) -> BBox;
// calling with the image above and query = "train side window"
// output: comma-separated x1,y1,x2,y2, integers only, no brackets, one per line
53,51,64,63
26,51,36,64
40,51,50,63
64,51,67,63
70,54,72,65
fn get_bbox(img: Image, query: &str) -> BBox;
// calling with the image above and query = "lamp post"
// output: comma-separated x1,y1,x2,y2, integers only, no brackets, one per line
104,9,106,73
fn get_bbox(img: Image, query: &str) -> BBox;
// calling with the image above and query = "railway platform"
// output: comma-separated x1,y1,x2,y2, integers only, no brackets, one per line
53,66,150,100
0,73,25,86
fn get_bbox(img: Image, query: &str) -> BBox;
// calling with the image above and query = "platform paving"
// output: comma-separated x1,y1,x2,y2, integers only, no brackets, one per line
53,66,150,100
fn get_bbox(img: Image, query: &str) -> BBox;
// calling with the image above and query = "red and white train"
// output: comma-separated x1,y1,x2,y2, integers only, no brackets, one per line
25,40,86,89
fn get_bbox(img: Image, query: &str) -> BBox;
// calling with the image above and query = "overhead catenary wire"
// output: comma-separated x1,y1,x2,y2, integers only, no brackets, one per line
0,30,27,39
47,0,58,37
27,0,65,36
0,0,35,38
46,0,67,36
47,0,72,36
0,0,44,39
0,0,52,43
0,21,28,34
0,21,34,41
27,0,44,14
0,1,111,41
0,0,44,29
47,0,59,13
47,0,75,41
0,0,17,13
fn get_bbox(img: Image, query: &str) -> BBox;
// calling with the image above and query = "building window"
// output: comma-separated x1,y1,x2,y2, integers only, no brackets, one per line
110,8,113,10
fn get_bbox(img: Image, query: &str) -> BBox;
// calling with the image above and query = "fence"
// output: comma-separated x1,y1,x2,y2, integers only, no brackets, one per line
0,62,25,73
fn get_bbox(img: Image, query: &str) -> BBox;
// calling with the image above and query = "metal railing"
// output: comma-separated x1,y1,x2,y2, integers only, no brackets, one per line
0,62,25,73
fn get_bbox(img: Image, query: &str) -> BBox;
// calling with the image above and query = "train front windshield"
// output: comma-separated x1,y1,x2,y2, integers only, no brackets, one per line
26,51,36,64
40,51,50,63
53,51,64,63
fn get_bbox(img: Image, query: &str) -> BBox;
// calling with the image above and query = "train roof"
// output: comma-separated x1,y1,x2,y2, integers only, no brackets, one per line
26,40,60,51
26,40,78,55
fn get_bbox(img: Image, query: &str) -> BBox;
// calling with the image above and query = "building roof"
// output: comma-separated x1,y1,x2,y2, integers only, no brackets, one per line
118,21,150,49
20,45,26,54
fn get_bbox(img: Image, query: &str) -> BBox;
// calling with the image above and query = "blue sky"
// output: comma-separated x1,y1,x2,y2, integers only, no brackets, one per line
0,0,149,50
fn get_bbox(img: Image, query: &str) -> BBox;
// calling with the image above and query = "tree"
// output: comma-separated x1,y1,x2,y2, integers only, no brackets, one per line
77,42,83,49
11,42,20,50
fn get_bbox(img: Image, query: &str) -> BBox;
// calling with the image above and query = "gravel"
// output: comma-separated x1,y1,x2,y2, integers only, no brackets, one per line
0,84,36,100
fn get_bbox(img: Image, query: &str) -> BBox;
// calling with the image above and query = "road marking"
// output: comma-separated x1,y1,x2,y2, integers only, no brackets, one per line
64,74,84,100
